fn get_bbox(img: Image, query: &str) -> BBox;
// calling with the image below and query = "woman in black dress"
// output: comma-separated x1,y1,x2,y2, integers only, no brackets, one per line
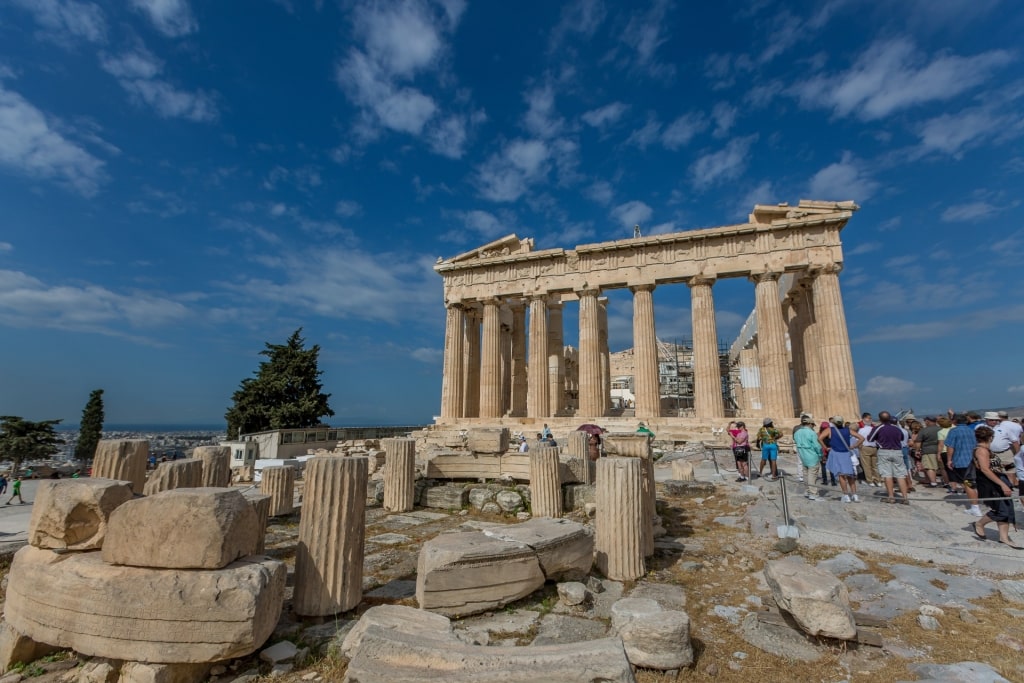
972,426,1021,549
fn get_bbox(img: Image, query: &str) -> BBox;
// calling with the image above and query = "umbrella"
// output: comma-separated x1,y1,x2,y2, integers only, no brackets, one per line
576,424,605,436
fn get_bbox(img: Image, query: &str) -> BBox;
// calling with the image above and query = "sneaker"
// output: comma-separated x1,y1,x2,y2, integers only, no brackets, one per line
842,494,851,503
852,494,860,503
966,506,984,517
736,476,745,482
872,482,881,487
806,495,819,501
798,477,804,483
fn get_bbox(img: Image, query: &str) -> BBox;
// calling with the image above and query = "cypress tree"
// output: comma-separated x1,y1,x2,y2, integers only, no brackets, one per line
76,389,105,462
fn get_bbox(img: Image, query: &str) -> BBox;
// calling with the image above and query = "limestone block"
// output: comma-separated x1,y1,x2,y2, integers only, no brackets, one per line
617,611,693,669
194,446,232,488
143,459,203,496
416,531,545,616
260,466,295,516
557,582,588,607
103,488,260,570
529,447,561,519
340,604,453,659
118,662,212,683
602,434,651,459
483,518,594,581
468,488,495,510
76,659,119,683
28,478,133,551
0,622,59,674
495,490,524,513
382,438,415,513
466,428,510,455
248,494,271,554
5,546,285,663
567,430,589,459
421,484,469,509
764,558,856,640
610,598,662,631
566,456,595,486
93,440,148,494
563,484,595,511
671,461,695,481
595,458,645,581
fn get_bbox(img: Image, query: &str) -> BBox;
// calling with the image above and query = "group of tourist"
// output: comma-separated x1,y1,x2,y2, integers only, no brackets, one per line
728,410,1024,547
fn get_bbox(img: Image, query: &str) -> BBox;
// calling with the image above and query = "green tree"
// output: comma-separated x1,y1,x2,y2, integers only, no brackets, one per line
225,328,334,439
75,389,105,462
0,416,64,474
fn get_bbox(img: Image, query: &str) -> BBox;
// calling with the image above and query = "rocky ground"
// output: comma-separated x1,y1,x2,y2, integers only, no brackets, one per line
2,448,1024,683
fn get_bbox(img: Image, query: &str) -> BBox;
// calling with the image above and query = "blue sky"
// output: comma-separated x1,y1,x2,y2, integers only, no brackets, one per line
1,0,1022,426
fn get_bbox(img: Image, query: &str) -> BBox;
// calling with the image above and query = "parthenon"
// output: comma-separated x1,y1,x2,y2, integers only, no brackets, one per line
434,200,860,427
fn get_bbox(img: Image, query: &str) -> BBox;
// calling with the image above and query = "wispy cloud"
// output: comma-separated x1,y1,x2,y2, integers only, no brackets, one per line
690,135,757,190
581,101,629,130
129,0,197,37
619,0,675,80
610,200,653,229
7,0,107,45
847,241,881,256
940,201,1001,222
101,47,218,122
662,111,707,150
807,151,877,201
862,375,917,396
475,138,551,202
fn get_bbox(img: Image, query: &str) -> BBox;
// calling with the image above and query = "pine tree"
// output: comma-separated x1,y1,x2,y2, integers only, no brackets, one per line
0,416,63,474
76,389,105,462
225,328,334,439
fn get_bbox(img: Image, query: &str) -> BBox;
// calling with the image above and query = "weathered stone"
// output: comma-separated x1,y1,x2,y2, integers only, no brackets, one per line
529,447,561,518
662,480,716,496
602,434,651,458
5,546,285,663
248,494,271,554
595,457,645,581
421,484,468,509
468,488,495,509
294,456,367,617
340,605,453,659
0,622,58,675
739,613,822,663
466,428,510,454
610,598,661,631
617,611,693,670
118,662,212,683
143,459,203,496
764,558,856,640
564,484,595,512
261,466,295,517
627,582,687,611
194,446,232,488
909,661,1009,683
495,490,524,513
75,659,119,683
103,488,260,570
27,478,133,551
382,438,415,513
480,502,501,514
558,582,588,606
260,641,299,664
531,614,609,646
671,461,695,481
416,531,544,616
917,614,940,630
92,440,148,495
482,517,593,580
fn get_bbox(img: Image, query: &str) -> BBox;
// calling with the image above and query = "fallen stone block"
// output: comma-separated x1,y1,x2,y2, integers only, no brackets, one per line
27,478,133,551
416,531,544,616
4,546,285,663
118,661,212,683
421,484,469,509
92,440,148,495
603,434,651,458
0,622,59,674
103,488,261,570
909,661,1010,683
194,446,232,488
670,461,695,481
466,428,510,455
482,518,594,580
764,558,856,640
616,610,693,670
662,480,716,496
340,604,453,659
740,612,822,663
143,460,203,496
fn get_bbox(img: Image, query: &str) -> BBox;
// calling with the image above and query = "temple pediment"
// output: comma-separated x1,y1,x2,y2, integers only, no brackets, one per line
444,234,535,264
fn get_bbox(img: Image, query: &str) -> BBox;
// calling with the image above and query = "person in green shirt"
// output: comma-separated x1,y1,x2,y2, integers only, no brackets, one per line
5,477,24,505
794,415,824,499
756,418,782,480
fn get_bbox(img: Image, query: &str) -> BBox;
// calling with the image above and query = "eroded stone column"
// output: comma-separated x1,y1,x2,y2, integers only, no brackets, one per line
143,459,203,495
689,276,724,420
500,320,512,415
294,456,368,616
383,438,416,513
567,431,595,485
529,446,561,518
248,494,271,554
260,465,295,517
527,297,550,418
578,289,604,417
751,272,794,420
463,308,481,418
631,284,660,420
786,284,817,417
547,300,565,416
93,440,148,495
598,297,611,414
440,303,466,419
596,457,645,581
739,346,762,415
510,301,528,417
812,264,860,421
195,445,231,488
480,299,503,418
798,278,825,418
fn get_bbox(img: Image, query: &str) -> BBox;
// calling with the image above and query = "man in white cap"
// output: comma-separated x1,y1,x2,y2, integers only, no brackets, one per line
989,411,1020,466
998,411,1022,451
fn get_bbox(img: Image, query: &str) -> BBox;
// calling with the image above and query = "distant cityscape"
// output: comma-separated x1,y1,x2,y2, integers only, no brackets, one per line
55,427,226,461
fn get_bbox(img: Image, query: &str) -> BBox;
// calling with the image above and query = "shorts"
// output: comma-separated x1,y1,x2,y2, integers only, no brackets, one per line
733,447,750,463
1018,481,1024,497
920,452,939,471
761,443,778,461
948,466,975,485
877,448,907,479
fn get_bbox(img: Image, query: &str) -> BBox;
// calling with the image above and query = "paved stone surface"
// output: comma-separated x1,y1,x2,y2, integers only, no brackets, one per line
908,661,1010,683
626,581,686,610
367,533,411,545
532,614,609,645
816,552,866,576
366,580,416,599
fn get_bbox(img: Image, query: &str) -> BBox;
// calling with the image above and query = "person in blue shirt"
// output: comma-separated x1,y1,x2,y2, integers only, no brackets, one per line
945,413,981,517
794,416,824,500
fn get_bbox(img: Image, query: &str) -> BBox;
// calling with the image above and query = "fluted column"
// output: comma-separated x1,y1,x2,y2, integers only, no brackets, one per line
294,456,368,616
383,438,416,512
812,264,860,420
261,465,296,516
248,494,271,554
547,301,565,416
480,299,503,418
799,278,825,418
440,303,466,419
195,445,231,487
596,457,645,581
93,440,148,495
509,302,528,417
463,308,481,418
631,284,660,419
751,272,794,420
598,297,611,414
739,346,762,415
567,431,595,485
578,288,604,417
500,320,512,415
529,446,561,518
527,296,550,418
786,284,816,416
689,276,724,419
143,459,203,495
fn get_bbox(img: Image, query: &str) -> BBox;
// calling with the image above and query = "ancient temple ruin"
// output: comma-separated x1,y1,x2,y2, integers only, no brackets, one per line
434,200,860,426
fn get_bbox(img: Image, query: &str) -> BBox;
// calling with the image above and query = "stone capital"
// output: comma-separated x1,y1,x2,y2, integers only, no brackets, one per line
811,262,843,276
546,298,565,310
445,301,465,311
748,270,782,284
687,275,716,288
628,283,656,294
480,297,502,307
576,287,601,298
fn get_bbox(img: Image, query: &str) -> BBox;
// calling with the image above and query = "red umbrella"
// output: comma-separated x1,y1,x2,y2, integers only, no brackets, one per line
576,424,605,436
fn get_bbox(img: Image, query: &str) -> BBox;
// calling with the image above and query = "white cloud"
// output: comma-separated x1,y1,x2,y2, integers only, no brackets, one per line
454,209,505,239
690,135,757,190
940,202,1000,222
585,180,614,205
101,49,217,122
0,242,12,253
624,115,661,150
269,203,287,217
661,112,706,150
847,241,881,256
915,86,1024,158
807,151,878,201
862,375,917,396
0,84,106,196
129,0,197,37
620,0,675,80
334,200,363,218
7,0,107,44
581,102,629,129
877,216,902,231
550,0,606,45
790,38,1013,121
736,180,775,218
711,102,737,138
411,347,442,363
522,84,566,139
475,138,550,202
610,200,653,229
1008,385,1024,393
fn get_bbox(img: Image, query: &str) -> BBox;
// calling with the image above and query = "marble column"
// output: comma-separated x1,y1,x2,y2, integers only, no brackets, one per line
440,303,466,419
194,445,231,488
479,299,503,418
577,288,604,417
595,457,645,581
500,320,512,415
509,301,528,417
463,308,481,418
527,296,550,417
751,272,794,420
92,440,148,495
260,465,295,516
293,456,367,616
689,276,724,419
812,264,860,421
529,446,561,518
383,438,416,513
799,278,825,419
598,298,612,414
547,300,565,416
739,346,762,415
143,459,202,495
631,284,660,420
787,282,821,417
248,494,271,554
